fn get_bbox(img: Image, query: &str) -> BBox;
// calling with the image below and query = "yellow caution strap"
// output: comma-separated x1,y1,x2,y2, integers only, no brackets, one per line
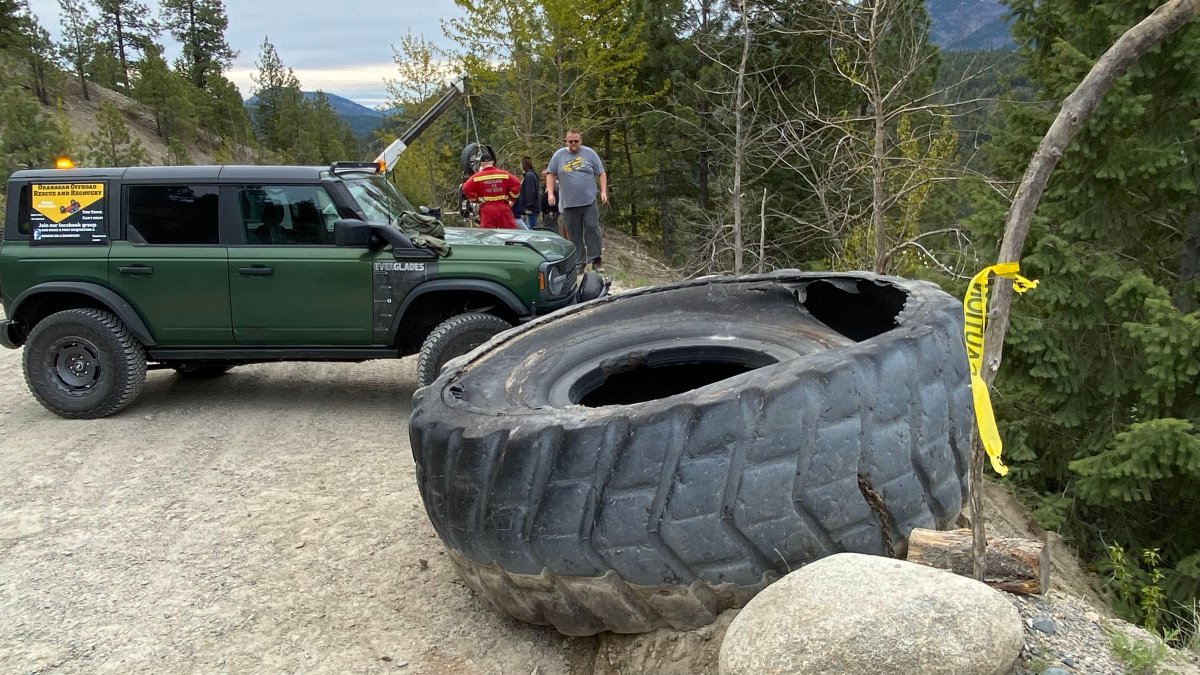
963,263,1038,476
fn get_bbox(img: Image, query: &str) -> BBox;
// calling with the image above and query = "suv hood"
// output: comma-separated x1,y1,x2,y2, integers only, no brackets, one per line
443,227,575,261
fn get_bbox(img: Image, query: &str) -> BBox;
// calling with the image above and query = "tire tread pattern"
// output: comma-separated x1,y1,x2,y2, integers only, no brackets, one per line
412,274,971,635
23,308,147,419
415,313,513,388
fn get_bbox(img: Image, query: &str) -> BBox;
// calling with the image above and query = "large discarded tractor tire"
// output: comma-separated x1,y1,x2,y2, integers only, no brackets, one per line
409,271,971,636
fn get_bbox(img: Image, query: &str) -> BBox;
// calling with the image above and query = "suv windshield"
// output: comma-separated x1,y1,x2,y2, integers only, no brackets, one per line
342,174,416,226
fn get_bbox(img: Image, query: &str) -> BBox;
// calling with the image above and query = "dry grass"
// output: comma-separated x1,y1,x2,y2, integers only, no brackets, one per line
602,228,678,292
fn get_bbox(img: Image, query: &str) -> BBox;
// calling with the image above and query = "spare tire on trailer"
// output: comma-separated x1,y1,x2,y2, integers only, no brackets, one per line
409,271,971,636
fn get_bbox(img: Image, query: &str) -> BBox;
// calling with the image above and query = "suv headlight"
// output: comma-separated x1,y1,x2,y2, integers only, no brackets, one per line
543,264,568,296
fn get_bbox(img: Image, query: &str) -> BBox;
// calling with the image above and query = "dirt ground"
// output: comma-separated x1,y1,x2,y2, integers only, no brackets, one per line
0,343,601,674
0,297,1117,675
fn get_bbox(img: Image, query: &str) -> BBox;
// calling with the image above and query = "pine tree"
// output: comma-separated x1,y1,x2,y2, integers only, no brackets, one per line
132,43,197,141
84,100,148,166
968,0,1200,629
13,6,59,104
0,0,22,49
94,0,158,91
159,0,236,89
0,86,65,173
58,0,97,100
164,136,191,164
299,91,357,164
197,73,253,152
250,37,304,157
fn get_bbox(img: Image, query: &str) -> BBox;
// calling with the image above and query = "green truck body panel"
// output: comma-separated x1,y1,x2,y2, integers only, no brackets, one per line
0,241,109,308
107,241,232,345
1,165,581,353
227,244,374,345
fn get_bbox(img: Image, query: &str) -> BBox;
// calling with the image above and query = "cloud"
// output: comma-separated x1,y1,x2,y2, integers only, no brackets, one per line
228,63,400,108
25,0,464,107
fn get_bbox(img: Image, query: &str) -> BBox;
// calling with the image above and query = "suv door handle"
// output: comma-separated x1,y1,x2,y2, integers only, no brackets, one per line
118,265,154,276
238,266,275,276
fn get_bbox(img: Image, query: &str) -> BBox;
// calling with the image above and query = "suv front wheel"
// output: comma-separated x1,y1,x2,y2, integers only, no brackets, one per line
416,313,513,388
22,308,148,419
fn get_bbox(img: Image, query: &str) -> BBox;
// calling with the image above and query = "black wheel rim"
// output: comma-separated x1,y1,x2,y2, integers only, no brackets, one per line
46,336,102,394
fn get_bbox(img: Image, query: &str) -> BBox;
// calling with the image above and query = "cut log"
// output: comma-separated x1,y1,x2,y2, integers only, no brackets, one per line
907,528,1049,595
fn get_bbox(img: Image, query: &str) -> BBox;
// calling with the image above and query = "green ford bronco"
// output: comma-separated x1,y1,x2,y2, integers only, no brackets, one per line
0,163,601,419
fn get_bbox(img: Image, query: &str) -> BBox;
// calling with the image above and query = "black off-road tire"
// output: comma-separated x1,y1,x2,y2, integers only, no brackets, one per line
22,308,148,419
415,313,514,388
409,271,971,636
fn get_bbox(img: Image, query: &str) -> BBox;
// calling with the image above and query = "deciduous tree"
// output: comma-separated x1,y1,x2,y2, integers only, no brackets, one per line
385,31,458,206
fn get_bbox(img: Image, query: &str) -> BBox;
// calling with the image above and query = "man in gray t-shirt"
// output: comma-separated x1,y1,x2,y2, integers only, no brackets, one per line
546,129,607,272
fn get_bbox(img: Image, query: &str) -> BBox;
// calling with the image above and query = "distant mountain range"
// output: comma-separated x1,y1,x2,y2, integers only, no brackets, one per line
928,0,1014,51
244,91,397,139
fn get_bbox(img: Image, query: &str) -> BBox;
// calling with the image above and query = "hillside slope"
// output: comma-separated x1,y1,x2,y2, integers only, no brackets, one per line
44,78,250,166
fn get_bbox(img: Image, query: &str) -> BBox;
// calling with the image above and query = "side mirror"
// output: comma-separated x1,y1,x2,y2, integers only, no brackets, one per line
334,219,372,247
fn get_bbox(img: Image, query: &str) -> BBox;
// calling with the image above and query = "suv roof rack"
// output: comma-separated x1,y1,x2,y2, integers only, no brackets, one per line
330,161,384,175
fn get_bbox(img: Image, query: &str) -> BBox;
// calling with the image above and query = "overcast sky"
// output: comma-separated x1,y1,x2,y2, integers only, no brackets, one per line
25,0,464,109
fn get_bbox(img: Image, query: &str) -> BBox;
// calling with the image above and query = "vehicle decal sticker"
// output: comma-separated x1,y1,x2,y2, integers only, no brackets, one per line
29,183,108,244
373,260,438,335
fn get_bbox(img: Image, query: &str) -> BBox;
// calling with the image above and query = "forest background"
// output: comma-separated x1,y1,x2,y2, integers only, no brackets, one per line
1,0,1199,647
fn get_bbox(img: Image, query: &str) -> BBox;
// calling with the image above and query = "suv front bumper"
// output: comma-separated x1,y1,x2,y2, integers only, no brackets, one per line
527,271,609,320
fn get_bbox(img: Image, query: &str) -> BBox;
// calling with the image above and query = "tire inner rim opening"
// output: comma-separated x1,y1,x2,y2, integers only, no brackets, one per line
570,345,779,407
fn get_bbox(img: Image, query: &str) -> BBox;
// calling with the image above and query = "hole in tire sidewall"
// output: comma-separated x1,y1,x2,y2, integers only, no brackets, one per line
557,344,779,408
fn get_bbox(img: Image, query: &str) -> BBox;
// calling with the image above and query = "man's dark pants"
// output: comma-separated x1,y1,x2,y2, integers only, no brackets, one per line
562,201,601,265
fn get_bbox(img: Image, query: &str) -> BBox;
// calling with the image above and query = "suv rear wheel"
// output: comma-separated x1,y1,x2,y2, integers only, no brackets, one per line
22,308,148,419
416,313,513,388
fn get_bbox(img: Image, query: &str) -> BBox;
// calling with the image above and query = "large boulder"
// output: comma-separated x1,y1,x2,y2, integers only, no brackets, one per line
719,553,1023,675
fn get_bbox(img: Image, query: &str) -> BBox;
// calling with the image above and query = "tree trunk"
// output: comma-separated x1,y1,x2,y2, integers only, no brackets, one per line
114,11,129,91
758,187,767,273
188,0,202,88
622,119,638,237
1175,209,1200,314
656,140,673,261
971,0,1200,580
696,1,712,212
908,528,1049,595
698,135,711,210
868,2,888,274
730,1,750,274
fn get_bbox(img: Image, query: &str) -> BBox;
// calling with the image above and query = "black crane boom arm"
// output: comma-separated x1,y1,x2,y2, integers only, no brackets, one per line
374,76,467,172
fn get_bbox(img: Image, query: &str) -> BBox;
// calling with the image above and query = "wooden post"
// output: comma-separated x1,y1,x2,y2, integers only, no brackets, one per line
908,528,1049,595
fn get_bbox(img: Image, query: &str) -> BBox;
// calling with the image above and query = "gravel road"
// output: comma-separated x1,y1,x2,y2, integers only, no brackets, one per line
0,342,596,674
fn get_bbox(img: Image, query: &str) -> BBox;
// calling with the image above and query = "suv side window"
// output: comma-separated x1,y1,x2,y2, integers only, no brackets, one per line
238,185,338,246
126,185,219,245
6,184,32,239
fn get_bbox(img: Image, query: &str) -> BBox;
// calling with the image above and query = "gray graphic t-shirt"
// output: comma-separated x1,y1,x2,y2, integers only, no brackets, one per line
546,146,605,209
